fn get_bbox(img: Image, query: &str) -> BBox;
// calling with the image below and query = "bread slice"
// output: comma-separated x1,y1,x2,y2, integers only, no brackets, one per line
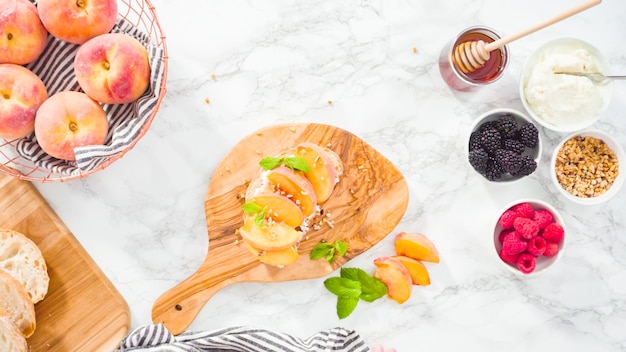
0,310,27,352
0,269,36,338
0,229,49,303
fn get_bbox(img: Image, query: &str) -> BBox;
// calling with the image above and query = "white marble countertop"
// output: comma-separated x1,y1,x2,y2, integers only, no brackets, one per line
32,0,626,350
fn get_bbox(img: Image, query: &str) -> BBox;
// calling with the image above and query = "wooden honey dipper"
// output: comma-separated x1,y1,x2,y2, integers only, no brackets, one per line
453,0,602,74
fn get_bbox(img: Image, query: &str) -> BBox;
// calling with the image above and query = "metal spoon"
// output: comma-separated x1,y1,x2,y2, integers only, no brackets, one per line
554,71,626,84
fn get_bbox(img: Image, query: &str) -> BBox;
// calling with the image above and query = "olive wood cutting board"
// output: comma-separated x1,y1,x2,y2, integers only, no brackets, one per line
0,173,130,352
152,123,409,335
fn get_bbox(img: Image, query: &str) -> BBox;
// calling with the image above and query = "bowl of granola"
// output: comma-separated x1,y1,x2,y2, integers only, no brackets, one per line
551,130,625,205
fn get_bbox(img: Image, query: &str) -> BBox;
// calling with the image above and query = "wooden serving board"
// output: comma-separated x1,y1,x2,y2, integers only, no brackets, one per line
152,123,409,335
0,173,130,352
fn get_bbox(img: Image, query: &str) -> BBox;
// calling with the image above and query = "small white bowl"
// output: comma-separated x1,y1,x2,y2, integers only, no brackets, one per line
493,199,566,277
466,108,542,183
520,37,613,133
551,130,625,205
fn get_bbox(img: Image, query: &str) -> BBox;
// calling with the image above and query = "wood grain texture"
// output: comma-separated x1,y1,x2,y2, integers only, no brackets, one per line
152,123,409,335
0,173,130,352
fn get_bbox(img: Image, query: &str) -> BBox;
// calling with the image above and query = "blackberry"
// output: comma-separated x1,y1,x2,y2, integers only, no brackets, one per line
469,131,482,151
485,156,504,181
503,139,526,155
468,148,489,173
478,128,502,154
478,120,500,133
495,149,523,174
518,123,539,148
510,155,537,177
497,114,518,139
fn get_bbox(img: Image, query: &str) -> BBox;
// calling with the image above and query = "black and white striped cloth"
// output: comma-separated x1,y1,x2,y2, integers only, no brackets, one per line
116,324,371,352
18,13,166,177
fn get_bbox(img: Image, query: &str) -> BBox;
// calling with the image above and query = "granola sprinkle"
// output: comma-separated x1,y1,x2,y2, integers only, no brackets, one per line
554,136,619,198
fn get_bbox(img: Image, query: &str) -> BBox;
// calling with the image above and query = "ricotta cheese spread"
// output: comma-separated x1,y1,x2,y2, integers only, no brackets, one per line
524,45,610,128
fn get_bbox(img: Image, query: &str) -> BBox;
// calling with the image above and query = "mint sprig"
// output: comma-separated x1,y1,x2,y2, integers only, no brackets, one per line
310,240,348,264
242,202,265,227
260,156,310,173
323,267,387,319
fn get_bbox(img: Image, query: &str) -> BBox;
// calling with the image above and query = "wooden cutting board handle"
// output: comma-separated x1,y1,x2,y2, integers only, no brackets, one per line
150,248,251,335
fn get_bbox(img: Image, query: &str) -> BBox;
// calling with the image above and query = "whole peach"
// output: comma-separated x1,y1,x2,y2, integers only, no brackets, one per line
0,64,48,140
74,33,151,104
0,0,48,64
37,0,117,45
34,91,109,161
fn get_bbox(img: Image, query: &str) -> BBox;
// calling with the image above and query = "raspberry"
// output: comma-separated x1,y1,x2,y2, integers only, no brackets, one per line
533,209,554,229
499,249,520,264
498,229,515,243
513,217,539,239
542,223,564,243
498,210,521,229
511,203,535,218
502,231,527,255
517,253,537,274
526,236,546,256
543,241,560,257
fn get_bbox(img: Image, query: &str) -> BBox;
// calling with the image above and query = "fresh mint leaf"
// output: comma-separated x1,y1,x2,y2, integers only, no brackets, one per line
323,277,361,298
336,296,359,319
340,268,387,302
254,212,265,227
326,248,336,263
259,156,311,173
310,243,333,260
242,202,263,214
359,276,387,302
311,240,348,264
334,241,348,256
339,267,362,281
259,157,282,170
283,156,310,173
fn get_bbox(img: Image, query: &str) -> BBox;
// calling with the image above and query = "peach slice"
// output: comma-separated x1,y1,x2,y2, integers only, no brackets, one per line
392,255,430,286
243,240,299,266
373,256,412,304
249,193,304,228
267,166,317,217
294,142,342,203
395,232,440,263
239,215,301,251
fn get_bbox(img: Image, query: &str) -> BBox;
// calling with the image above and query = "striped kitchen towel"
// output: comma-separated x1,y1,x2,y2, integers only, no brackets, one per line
17,12,166,177
116,324,371,352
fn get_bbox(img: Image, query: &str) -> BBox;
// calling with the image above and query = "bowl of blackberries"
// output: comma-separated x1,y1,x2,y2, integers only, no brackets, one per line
467,108,542,182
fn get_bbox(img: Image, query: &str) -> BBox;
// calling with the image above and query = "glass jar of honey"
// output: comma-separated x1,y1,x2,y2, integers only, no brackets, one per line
439,26,509,91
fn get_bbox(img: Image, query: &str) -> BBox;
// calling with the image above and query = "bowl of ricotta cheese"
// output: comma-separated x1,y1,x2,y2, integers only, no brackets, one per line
520,38,612,133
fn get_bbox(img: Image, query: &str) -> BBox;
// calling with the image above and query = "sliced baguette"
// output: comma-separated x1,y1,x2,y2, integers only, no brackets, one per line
0,269,36,338
0,309,27,352
0,229,49,303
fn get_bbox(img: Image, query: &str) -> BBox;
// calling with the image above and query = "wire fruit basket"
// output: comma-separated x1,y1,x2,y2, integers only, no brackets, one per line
0,0,168,182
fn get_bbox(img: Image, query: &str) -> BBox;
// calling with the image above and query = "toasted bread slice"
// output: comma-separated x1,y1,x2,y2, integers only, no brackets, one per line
0,269,36,338
0,309,27,352
0,229,49,303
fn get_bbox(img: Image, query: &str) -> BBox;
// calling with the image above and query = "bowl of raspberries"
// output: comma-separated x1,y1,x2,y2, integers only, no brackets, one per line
494,200,566,275
467,108,541,182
